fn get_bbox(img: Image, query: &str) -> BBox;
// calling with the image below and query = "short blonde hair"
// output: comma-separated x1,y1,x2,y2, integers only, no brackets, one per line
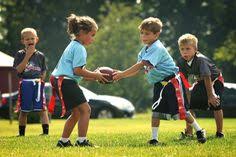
21,28,38,39
178,33,198,49
138,17,163,33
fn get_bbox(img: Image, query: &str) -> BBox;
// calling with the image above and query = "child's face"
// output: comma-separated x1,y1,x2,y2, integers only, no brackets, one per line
79,29,97,45
21,31,38,49
140,29,159,46
179,43,196,61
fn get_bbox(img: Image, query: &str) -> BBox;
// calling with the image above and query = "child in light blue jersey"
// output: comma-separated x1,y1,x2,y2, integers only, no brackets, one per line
113,17,206,144
50,14,108,147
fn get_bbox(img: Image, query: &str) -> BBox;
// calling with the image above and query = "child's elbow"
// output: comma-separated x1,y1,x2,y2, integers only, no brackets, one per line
73,67,83,76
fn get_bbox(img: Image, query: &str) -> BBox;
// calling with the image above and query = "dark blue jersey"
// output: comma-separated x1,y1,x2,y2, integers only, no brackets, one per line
177,52,220,84
13,49,47,79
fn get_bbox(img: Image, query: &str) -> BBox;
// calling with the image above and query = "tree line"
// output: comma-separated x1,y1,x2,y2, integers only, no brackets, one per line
0,0,235,111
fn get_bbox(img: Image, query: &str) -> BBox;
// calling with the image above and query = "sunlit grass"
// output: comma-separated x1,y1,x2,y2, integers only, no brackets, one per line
0,113,236,157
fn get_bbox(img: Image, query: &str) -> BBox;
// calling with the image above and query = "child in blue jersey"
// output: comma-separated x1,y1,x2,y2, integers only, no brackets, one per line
113,17,206,144
13,28,49,136
50,14,108,147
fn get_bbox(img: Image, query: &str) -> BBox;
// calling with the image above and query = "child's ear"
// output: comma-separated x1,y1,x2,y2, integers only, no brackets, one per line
36,37,39,43
155,32,161,37
21,39,24,45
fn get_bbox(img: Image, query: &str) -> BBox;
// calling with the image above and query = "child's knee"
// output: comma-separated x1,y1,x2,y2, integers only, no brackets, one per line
83,106,91,115
79,103,91,115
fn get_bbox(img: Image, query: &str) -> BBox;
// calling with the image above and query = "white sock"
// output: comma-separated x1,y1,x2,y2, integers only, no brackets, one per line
190,120,202,131
152,127,159,140
60,137,69,143
77,137,86,143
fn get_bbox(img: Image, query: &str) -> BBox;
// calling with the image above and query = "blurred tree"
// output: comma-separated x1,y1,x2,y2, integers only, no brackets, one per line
0,0,104,73
0,0,235,112
82,2,152,111
214,31,236,82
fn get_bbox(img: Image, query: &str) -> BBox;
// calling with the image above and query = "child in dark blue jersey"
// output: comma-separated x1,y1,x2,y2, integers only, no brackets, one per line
113,17,206,144
50,14,108,147
177,33,224,138
13,28,49,136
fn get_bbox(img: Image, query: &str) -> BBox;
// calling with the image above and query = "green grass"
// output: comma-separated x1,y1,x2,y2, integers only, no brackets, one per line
0,113,236,157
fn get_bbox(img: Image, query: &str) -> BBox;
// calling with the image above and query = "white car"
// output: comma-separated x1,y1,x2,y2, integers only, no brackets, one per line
44,83,135,119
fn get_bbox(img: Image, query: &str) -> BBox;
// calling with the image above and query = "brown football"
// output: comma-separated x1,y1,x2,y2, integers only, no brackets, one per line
98,66,114,83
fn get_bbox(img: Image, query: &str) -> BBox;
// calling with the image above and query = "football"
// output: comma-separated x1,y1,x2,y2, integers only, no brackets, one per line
98,66,114,83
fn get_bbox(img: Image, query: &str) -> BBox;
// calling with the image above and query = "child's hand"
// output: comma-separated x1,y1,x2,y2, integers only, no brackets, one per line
208,95,220,107
95,71,109,84
113,70,123,81
25,45,35,58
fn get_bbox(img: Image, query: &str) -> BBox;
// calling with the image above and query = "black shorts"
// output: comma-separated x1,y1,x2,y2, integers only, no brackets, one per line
152,75,189,120
190,80,224,111
52,78,87,111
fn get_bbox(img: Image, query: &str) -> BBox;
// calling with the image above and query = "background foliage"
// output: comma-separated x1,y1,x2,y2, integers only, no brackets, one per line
0,0,235,111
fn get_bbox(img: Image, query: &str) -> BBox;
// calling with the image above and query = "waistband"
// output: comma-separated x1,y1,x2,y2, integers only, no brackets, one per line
162,74,176,82
54,76,74,80
22,78,41,82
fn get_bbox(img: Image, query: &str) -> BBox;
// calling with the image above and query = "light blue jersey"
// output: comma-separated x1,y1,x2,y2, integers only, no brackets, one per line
52,40,87,83
138,40,178,84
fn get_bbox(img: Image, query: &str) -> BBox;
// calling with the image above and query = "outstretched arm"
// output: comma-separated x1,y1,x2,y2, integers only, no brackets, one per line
74,66,108,83
113,61,144,81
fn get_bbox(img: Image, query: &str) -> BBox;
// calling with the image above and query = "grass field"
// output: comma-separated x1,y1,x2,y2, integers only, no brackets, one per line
0,113,236,157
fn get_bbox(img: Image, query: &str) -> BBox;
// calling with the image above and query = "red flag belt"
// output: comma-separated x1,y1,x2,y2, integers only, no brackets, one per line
15,79,22,113
48,76,66,117
170,75,186,120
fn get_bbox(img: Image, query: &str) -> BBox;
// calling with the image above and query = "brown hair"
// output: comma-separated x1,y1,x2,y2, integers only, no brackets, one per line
67,14,98,38
138,17,163,33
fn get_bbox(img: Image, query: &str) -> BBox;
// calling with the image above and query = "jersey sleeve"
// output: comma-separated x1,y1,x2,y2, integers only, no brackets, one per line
141,47,163,67
13,51,24,69
72,46,87,68
199,59,211,76
41,54,47,72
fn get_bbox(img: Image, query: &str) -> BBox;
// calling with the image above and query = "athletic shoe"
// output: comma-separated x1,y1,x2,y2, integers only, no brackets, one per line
196,129,207,143
74,140,94,147
179,131,194,140
216,132,224,138
56,140,73,147
148,139,158,145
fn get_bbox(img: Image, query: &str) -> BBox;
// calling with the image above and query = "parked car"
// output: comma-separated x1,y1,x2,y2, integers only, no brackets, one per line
0,83,135,119
0,91,18,119
44,83,135,119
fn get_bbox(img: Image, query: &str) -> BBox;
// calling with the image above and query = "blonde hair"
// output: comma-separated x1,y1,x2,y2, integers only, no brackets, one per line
67,14,98,38
178,33,198,49
138,17,163,33
21,28,38,39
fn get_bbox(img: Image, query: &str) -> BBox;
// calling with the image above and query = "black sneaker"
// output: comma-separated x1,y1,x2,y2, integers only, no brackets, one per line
196,129,206,143
179,131,194,140
74,140,93,147
216,132,224,138
148,139,158,145
56,140,73,147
